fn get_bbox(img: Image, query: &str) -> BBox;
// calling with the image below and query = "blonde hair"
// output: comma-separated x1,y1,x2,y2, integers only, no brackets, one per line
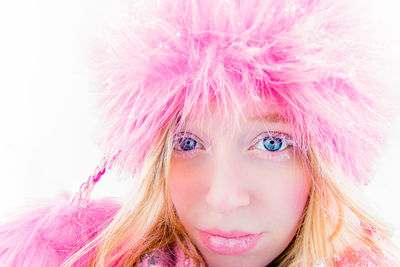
62,121,205,266
278,148,399,266
62,120,399,267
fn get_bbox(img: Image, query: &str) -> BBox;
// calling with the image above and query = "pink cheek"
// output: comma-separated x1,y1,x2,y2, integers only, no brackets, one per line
169,164,207,214
284,174,311,219
259,172,310,224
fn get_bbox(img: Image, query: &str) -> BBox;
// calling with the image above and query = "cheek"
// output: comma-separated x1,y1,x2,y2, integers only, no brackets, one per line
169,159,207,218
275,176,309,220
254,161,311,226
169,155,311,231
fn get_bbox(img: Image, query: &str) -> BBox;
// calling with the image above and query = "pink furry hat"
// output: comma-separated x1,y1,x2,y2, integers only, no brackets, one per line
92,0,394,185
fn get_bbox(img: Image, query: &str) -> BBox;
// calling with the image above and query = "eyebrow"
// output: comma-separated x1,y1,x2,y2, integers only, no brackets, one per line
249,112,286,123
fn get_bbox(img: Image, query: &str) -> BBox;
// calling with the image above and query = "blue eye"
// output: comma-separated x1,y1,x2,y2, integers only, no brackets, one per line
253,133,292,152
263,136,283,151
173,133,204,152
178,137,197,151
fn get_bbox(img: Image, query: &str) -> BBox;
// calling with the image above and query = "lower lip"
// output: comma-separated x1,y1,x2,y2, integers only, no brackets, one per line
199,231,262,255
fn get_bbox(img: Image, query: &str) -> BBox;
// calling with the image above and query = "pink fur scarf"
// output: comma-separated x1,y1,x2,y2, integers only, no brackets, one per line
0,197,396,266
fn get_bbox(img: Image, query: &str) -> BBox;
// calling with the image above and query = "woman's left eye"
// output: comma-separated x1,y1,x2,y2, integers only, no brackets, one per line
252,132,293,152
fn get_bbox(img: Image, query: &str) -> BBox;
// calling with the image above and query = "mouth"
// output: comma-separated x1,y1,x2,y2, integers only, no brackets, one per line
199,228,263,255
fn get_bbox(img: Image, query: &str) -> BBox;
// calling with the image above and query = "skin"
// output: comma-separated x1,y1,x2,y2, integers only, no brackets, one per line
169,104,311,267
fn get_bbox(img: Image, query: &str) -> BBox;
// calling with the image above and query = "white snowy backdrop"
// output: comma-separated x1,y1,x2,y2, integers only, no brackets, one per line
0,0,399,245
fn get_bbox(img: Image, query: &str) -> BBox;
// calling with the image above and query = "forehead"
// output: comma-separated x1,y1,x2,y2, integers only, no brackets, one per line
190,99,282,119
177,100,290,134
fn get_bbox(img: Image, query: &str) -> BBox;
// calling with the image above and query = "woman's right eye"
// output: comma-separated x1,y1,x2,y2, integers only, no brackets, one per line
173,134,204,151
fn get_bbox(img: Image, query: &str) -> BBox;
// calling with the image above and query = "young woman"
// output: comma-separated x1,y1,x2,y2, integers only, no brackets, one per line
1,0,399,266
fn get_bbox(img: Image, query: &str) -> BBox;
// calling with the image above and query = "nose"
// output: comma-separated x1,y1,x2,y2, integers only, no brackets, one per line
205,158,250,214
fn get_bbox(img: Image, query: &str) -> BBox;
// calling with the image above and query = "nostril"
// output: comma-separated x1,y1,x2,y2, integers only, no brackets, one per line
205,188,250,213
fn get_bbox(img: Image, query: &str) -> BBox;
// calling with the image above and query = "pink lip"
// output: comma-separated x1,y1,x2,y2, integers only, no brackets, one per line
199,228,263,255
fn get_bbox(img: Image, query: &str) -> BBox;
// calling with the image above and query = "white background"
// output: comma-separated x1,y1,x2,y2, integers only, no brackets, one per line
0,0,399,245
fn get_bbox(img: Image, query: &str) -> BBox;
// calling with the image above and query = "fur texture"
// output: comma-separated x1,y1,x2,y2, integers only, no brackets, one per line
0,198,120,266
91,0,394,185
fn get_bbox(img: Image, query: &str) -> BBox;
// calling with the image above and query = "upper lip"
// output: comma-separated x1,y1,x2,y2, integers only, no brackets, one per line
202,228,260,238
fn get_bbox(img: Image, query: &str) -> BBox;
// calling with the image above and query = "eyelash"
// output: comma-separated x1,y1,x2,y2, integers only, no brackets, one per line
250,132,294,152
172,131,294,159
172,133,205,158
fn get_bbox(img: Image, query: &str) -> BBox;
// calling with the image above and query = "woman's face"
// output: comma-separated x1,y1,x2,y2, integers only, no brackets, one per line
169,104,311,267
